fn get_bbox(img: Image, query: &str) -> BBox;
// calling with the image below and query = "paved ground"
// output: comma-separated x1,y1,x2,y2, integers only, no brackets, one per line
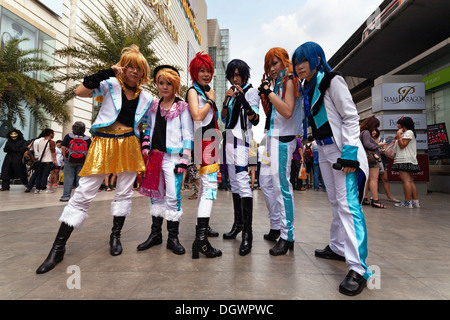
0,183,449,301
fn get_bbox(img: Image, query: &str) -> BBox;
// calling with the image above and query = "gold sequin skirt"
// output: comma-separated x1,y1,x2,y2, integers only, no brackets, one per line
79,128,146,177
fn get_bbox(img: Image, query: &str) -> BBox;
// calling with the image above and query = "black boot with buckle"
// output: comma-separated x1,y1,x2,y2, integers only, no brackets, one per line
192,217,222,259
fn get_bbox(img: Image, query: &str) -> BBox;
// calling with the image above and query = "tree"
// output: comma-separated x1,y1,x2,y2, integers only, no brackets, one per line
55,2,162,102
0,38,69,130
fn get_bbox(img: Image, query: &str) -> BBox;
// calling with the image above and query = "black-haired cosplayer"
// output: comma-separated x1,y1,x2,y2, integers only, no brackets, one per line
221,59,260,256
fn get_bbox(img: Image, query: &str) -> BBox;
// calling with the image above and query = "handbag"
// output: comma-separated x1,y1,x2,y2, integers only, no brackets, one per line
384,141,396,160
32,140,50,171
366,149,381,165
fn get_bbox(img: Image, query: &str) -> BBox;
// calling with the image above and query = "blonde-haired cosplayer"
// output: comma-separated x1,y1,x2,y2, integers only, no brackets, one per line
36,45,153,274
137,65,194,255
116,44,151,86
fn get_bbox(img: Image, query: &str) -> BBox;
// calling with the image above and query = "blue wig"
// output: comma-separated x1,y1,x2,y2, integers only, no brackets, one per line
292,41,331,77
226,59,251,84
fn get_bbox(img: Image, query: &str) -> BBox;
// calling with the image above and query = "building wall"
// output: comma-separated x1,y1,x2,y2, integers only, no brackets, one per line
0,0,204,140
0,0,205,166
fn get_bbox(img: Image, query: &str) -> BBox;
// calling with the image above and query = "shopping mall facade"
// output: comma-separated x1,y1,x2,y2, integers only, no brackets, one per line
1,0,231,152
329,0,450,193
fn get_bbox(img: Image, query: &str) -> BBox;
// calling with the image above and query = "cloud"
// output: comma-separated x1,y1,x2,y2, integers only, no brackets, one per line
222,0,383,141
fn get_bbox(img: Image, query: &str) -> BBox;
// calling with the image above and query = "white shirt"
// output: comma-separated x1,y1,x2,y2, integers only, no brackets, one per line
394,130,418,165
32,137,44,159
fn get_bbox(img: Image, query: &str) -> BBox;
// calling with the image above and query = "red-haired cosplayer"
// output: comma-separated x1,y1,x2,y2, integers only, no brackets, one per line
36,45,151,274
186,52,222,259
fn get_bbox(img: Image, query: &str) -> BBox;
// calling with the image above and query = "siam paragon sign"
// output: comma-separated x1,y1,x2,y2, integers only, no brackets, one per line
371,82,426,112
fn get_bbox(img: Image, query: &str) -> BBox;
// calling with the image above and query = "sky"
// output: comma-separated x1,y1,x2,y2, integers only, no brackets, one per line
205,0,383,142
205,0,383,87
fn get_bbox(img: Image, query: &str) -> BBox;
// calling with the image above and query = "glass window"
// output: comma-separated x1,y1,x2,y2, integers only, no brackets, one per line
0,7,56,162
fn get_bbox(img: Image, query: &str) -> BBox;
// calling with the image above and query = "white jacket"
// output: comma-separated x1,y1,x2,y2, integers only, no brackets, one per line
143,98,194,154
91,78,152,137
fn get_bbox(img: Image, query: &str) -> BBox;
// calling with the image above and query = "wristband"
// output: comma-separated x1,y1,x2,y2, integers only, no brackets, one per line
83,68,116,89
336,158,360,170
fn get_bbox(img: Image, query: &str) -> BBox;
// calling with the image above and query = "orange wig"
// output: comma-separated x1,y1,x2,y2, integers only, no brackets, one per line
261,47,298,114
263,47,293,78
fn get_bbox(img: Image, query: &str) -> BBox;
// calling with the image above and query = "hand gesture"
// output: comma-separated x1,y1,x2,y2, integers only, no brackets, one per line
205,87,216,102
111,65,126,77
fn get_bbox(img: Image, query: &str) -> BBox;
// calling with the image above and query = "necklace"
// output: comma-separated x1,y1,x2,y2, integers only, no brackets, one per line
123,82,137,92
118,78,141,100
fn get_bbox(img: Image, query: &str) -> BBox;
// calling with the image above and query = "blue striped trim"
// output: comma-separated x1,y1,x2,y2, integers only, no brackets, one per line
278,141,295,241
174,167,183,211
346,171,372,280
342,145,359,161
183,139,194,150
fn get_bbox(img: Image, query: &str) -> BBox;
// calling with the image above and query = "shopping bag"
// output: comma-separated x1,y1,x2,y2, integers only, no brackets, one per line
298,163,307,180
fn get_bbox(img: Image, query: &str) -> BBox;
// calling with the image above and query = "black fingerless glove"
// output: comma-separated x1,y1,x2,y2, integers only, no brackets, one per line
258,81,272,96
82,68,116,89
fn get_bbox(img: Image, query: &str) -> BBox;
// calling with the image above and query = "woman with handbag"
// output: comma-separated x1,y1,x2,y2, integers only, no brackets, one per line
360,117,386,209
34,128,57,194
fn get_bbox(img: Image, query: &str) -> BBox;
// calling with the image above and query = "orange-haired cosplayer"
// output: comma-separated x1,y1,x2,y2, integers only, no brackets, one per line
257,47,302,256
186,52,222,259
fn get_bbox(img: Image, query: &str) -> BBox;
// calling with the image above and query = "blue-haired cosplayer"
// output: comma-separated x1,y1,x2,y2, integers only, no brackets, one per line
292,41,372,296
221,59,260,256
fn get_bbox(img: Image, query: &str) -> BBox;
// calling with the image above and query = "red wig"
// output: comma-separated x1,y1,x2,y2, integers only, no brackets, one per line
189,51,215,83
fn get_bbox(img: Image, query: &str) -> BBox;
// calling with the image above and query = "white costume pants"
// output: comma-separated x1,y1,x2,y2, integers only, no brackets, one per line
197,170,218,218
259,136,296,241
150,153,184,222
59,171,137,229
318,142,372,279
226,133,252,198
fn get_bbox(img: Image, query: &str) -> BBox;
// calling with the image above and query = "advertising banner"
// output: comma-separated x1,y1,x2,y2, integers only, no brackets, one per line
372,82,426,112
427,123,450,160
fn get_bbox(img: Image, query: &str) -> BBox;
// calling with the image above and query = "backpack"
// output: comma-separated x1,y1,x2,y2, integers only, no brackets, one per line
66,133,89,163
304,143,313,164
22,140,36,167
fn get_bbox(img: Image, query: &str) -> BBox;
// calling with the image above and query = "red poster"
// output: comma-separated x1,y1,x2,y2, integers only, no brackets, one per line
386,154,429,182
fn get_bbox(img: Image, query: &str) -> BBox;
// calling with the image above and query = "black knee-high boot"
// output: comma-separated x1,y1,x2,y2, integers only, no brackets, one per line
36,222,74,274
223,193,243,239
167,220,185,255
239,197,253,256
110,216,125,256
137,216,163,251
192,217,222,259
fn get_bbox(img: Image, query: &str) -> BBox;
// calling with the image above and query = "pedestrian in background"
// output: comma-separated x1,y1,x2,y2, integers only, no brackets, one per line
59,121,91,201
0,129,28,191
393,116,421,209
34,128,57,193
